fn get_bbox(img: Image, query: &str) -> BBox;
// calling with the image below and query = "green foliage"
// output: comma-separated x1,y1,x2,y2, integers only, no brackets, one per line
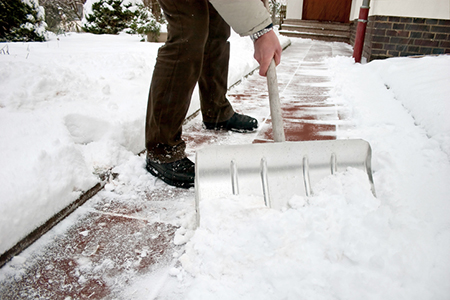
83,0,134,34
83,0,163,40
126,4,160,41
0,0,46,42
83,0,160,38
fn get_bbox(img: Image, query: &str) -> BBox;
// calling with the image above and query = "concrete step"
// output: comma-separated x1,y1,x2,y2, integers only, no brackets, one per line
282,24,350,36
279,30,350,43
281,25,350,38
280,19,351,44
283,19,351,31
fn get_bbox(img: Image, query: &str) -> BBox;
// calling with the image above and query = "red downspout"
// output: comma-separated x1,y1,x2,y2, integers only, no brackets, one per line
353,0,371,63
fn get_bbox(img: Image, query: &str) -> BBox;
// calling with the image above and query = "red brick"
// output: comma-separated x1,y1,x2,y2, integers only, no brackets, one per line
414,39,440,47
386,30,410,37
375,22,393,29
422,32,435,39
373,28,386,36
388,16,401,22
405,24,430,31
431,25,450,33
435,33,448,40
432,48,445,54
372,36,390,43
419,47,433,54
426,19,439,25
407,46,420,52
400,17,413,23
390,37,411,44
438,19,450,26
393,23,405,30
371,49,387,55
440,40,450,48
374,16,388,21
395,44,408,51
386,50,399,56
412,18,426,24
372,43,384,49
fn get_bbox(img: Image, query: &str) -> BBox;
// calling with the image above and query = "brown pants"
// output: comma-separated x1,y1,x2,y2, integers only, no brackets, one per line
145,0,235,163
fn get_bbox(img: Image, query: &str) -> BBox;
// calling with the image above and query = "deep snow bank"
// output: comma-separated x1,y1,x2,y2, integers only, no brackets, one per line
175,54,450,299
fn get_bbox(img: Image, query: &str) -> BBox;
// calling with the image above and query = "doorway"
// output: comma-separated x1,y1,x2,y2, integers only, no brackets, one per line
302,0,352,23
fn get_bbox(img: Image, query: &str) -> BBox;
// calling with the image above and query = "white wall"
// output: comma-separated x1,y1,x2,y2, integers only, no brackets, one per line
377,0,448,19
350,0,361,20
351,0,450,20
286,0,303,19
286,0,450,21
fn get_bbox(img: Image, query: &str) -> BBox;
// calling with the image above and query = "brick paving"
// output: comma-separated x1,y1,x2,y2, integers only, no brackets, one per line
0,38,352,299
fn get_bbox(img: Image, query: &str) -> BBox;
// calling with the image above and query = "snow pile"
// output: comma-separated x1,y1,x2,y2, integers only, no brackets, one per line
329,55,450,157
369,55,450,156
0,33,152,255
173,54,450,299
180,170,383,299
328,55,450,227
179,169,448,299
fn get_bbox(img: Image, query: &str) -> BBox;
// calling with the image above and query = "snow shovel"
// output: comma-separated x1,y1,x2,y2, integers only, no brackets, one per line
194,61,376,226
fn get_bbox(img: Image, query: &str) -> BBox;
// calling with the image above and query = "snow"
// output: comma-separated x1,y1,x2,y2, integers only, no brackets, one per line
0,31,260,256
1,29,450,299
177,54,450,299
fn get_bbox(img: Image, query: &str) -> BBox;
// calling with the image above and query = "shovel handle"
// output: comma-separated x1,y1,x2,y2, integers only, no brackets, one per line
267,59,285,143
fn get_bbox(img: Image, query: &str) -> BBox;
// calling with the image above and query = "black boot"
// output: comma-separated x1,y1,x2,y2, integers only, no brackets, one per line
146,157,195,188
203,112,258,132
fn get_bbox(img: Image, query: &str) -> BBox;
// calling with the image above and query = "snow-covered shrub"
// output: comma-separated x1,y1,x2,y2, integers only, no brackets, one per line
0,0,47,42
83,0,135,34
40,0,84,33
83,0,163,40
269,0,283,25
126,3,161,41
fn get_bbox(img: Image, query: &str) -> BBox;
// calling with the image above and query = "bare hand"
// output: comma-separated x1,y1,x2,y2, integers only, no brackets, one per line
253,30,282,76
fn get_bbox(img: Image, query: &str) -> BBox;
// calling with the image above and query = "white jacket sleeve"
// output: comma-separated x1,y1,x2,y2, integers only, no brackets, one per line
209,0,272,36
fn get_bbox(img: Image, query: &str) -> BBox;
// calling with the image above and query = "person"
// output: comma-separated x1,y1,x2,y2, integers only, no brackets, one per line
145,0,282,188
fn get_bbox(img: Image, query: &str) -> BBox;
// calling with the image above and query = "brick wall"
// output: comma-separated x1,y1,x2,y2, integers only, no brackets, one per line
351,16,450,61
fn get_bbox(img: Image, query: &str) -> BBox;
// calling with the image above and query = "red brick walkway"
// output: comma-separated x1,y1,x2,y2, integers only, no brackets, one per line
0,39,352,299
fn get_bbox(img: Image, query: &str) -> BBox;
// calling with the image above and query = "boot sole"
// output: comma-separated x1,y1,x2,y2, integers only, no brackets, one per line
203,124,257,133
146,164,194,189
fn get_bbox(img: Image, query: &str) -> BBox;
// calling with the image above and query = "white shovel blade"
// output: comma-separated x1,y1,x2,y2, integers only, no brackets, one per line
195,139,375,226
